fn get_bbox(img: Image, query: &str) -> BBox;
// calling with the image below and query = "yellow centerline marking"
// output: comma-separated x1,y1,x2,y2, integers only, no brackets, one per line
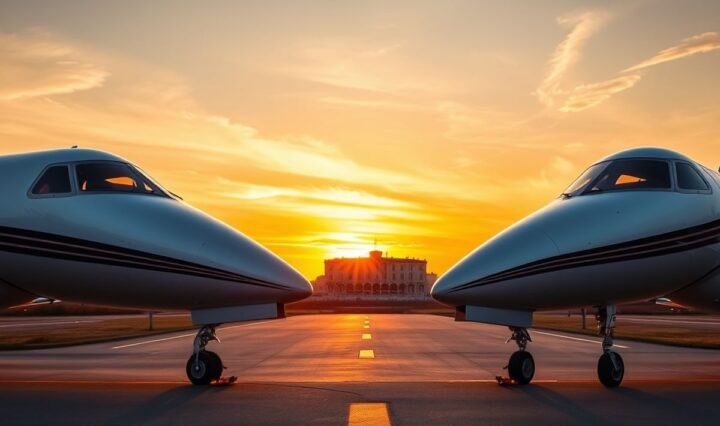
348,402,391,426
359,349,375,359
362,333,372,340
363,325,370,329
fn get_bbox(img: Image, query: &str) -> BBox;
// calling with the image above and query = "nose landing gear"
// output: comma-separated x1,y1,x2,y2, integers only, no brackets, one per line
505,326,534,385
596,305,624,387
186,324,224,385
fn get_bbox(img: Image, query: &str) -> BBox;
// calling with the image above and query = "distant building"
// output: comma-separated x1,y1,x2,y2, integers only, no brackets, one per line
312,250,434,299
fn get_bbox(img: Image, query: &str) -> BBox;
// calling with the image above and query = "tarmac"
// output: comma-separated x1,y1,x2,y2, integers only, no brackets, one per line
1,313,719,425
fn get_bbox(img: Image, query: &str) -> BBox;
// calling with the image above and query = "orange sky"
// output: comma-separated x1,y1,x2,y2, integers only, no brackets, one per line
1,1,719,279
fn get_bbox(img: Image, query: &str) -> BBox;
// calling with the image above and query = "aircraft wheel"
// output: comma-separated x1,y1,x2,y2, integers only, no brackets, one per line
204,350,224,380
508,351,535,385
597,352,624,388
186,351,222,385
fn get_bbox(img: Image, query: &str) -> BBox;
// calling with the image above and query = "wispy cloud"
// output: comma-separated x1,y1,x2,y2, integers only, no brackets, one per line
529,156,576,189
279,39,407,93
535,11,720,113
535,11,609,107
560,74,642,112
0,31,488,208
544,27,720,112
624,32,720,72
0,31,108,100
319,96,424,111
217,181,432,221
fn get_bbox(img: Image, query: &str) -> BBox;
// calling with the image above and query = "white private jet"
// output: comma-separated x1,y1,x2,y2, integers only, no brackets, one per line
431,147,720,387
0,148,312,385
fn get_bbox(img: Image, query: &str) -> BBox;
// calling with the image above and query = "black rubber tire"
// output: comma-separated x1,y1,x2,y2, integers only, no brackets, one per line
508,351,535,385
597,352,624,388
204,350,224,381
186,351,220,385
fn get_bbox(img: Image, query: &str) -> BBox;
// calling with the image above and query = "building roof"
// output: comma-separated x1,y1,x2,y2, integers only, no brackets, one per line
325,251,426,263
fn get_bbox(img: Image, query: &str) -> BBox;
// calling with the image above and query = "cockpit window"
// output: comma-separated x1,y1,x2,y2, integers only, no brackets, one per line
76,162,166,196
561,162,608,197
676,163,709,191
700,166,720,189
31,165,72,195
585,159,671,193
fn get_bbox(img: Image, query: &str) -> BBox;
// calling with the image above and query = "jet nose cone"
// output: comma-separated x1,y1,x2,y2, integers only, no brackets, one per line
430,273,457,303
431,266,474,305
431,220,558,307
232,241,313,303
282,265,313,300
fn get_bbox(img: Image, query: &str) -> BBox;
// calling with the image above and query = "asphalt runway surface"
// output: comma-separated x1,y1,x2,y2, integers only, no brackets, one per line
1,314,720,425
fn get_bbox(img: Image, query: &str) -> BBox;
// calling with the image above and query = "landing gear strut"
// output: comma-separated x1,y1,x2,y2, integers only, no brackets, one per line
505,326,535,385
596,305,624,387
186,324,224,385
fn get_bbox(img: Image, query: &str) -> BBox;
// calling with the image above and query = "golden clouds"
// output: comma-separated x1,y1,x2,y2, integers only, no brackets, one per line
535,11,609,108
0,31,108,100
560,75,642,112
1,4,719,279
624,32,720,73
0,31,495,277
537,16,719,113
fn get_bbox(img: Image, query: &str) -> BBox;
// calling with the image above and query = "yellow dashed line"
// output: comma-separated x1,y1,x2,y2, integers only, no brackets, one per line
363,325,370,329
348,402,391,426
359,349,375,359
362,333,372,340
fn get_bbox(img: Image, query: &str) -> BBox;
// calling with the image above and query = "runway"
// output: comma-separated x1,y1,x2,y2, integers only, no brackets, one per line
1,314,720,425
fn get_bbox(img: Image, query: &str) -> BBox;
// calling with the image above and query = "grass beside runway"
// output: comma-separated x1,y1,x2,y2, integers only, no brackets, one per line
0,316,194,350
533,314,720,349
1,311,720,350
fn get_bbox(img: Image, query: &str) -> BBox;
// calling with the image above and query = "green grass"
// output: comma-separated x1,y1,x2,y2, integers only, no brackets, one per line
0,316,195,350
533,314,720,349
2,312,719,350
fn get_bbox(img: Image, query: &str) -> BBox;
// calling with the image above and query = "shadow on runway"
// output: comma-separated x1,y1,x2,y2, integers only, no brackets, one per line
505,383,718,425
509,385,606,424
113,384,231,423
613,387,714,424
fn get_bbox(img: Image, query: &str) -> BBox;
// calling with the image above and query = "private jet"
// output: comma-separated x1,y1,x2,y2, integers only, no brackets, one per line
0,148,312,385
432,147,720,387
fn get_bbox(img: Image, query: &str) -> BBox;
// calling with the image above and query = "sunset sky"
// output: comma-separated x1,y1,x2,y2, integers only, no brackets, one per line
1,0,719,280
